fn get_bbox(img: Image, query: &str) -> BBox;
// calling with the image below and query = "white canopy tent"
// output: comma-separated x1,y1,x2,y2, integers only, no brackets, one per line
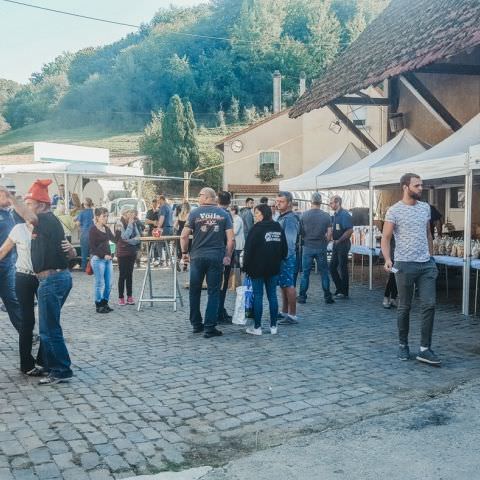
314,129,427,189
279,143,366,191
370,113,480,186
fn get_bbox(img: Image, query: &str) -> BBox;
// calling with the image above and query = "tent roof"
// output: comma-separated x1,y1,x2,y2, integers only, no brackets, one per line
314,129,427,189
279,143,366,191
290,0,480,118
0,161,185,182
370,113,480,185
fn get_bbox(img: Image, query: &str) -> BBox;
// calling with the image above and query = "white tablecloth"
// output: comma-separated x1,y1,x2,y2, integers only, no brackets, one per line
350,245,381,256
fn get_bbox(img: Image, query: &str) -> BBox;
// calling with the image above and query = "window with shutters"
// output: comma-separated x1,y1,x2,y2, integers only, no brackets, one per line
258,151,280,175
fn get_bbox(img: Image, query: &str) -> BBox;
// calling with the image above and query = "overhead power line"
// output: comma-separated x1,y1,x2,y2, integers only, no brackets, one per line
1,0,350,47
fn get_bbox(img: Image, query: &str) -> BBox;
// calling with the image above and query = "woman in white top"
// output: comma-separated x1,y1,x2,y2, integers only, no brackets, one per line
0,220,43,375
230,205,245,268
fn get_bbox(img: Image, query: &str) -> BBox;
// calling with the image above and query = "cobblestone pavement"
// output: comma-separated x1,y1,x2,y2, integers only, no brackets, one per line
1,266,480,479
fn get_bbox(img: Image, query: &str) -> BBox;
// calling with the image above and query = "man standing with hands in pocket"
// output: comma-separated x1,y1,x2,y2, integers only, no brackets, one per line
382,173,440,366
180,188,234,338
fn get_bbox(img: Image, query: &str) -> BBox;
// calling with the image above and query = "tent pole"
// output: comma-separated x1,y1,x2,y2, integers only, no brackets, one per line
368,184,374,291
462,162,473,316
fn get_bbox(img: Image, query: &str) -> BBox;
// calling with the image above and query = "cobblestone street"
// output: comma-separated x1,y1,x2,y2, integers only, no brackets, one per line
1,266,480,479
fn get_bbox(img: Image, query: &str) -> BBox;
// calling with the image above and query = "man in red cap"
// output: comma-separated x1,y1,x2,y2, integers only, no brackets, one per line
9,179,76,385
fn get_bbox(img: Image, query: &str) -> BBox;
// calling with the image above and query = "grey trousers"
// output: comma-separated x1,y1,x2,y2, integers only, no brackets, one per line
394,259,438,348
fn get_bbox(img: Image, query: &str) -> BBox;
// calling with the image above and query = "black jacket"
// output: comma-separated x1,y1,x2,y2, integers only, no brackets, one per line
243,220,288,279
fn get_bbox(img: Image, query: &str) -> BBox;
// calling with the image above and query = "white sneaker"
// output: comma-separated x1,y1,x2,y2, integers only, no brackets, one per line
246,327,262,335
270,326,278,335
390,298,398,308
382,297,391,309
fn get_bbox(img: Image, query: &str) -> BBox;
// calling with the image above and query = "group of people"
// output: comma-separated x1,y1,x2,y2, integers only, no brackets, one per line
0,171,442,388
180,175,442,367
179,188,354,338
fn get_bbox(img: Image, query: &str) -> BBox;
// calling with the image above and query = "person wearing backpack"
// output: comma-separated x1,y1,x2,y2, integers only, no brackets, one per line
243,203,287,335
276,191,300,325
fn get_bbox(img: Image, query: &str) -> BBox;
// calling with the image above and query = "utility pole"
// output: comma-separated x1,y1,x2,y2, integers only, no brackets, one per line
183,172,190,201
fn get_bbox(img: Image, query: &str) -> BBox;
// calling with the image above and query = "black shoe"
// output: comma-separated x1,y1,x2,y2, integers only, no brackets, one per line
217,314,232,325
95,302,108,314
398,344,410,361
192,324,204,333
204,328,223,338
416,349,441,366
101,299,113,313
297,295,306,304
325,297,335,304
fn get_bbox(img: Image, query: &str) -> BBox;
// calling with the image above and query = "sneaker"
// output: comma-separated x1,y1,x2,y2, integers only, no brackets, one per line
127,296,135,305
270,326,278,335
24,366,46,377
383,297,391,309
335,293,346,299
246,326,262,335
277,312,288,320
153,260,160,267
204,328,223,338
297,295,306,304
416,349,441,366
39,375,71,385
390,298,398,308
325,297,335,304
96,302,108,313
279,315,299,325
192,324,204,334
118,297,126,306
398,344,410,361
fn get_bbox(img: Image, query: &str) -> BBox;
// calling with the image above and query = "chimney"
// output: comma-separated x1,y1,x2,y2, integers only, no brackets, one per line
273,70,282,114
299,71,306,97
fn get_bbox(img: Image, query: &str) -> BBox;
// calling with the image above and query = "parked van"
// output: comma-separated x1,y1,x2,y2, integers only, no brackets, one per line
108,198,147,223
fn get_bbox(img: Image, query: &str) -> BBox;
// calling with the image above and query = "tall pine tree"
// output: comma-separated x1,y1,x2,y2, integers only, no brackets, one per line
160,94,188,175
183,100,200,172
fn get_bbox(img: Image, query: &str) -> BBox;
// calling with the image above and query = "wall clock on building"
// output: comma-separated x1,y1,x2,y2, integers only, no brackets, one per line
231,140,243,153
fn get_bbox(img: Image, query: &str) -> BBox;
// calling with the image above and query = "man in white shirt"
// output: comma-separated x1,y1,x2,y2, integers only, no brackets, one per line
381,173,440,366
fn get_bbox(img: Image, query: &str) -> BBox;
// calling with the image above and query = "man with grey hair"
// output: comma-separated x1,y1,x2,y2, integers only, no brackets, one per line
298,192,334,304
181,188,234,338
329,195,353,299
276,191,300,324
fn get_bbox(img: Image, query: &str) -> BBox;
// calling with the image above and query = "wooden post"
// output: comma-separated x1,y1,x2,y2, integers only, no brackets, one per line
184,172,190,201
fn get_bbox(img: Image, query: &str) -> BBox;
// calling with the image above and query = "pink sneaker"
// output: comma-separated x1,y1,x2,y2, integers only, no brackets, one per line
127,296,135,305
118,297,126,306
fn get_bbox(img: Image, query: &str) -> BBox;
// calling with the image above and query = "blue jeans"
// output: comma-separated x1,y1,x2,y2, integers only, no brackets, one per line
189,257,223,331
91,256,113,303
80,231,90,271
299,246,332,300
0,264,22,333
251,276,279,329
38,270,73,379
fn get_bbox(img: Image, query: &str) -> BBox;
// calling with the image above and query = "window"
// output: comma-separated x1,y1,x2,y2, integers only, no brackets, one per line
450,187,465,209
259,151,280,175
351,106,367,127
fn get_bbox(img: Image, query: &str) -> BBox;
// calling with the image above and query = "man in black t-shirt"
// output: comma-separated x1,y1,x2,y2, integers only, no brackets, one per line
12,179,76,385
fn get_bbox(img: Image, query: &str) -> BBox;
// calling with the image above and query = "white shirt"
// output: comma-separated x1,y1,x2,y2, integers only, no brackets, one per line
8,223,34,272
385,201,431,262
233,215,245,250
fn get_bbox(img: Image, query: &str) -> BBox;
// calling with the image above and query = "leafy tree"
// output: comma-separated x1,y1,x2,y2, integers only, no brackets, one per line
139,110,164,173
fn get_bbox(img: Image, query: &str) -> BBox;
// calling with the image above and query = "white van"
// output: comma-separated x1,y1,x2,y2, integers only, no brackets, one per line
108,198,147,223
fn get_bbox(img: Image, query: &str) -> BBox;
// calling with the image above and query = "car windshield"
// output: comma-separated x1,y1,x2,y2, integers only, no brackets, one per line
117,199,137,210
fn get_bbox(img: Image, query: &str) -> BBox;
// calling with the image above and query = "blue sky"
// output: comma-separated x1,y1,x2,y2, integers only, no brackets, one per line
1,0,204,83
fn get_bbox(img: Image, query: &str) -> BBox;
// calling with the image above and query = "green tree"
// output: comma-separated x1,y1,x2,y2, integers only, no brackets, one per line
139,110,164,173
183,100,200,171
159,94,188,174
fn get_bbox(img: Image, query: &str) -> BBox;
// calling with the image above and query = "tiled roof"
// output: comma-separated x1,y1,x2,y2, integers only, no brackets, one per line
290,0,480,118
228,184,280,194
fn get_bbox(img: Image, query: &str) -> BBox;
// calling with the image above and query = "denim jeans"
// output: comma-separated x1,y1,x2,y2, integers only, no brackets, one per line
189,257,223,331
251,276,279,329
0,264,22,333
394,259,438,348
80,231,90,271
299,246,332,301
330,240,350,296
15,272,42,372
91,256,113,303
38,270,73,379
